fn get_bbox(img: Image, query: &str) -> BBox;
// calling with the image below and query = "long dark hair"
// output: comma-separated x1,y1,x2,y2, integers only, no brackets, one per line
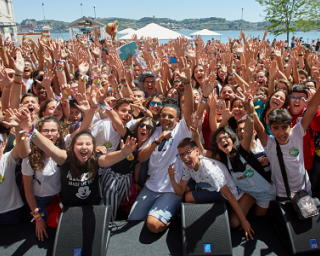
211,126,240,160
68,132,98,179
192,64,203,89
261,90,290,128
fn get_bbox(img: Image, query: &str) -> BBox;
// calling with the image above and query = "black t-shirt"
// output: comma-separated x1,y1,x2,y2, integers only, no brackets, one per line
228,117,237,133
59,153,102,206
4,132,15,154
218,144,271,183
133,111,144,119
109,128,139,174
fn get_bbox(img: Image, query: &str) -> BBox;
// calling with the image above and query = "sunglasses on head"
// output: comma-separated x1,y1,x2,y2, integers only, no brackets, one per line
138,122,152,130
150,101,162,107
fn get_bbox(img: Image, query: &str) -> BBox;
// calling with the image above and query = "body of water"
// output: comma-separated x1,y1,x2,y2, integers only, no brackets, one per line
51,30,320,44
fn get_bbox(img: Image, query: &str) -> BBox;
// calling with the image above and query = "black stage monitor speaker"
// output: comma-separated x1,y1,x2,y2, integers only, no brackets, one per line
181,203,232,256
53,205,112,256
268,200,320,255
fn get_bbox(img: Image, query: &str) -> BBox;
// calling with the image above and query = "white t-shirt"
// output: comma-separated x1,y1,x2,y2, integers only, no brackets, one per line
139,118,192,193
251,139,271,172
0,151,24,214
22,157,61,197
23,78,33,92
182,156,243,201
89,118,137,151
264,122,311,197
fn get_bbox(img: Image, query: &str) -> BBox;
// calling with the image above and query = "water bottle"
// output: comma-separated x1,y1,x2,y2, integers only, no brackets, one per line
12,33,19,47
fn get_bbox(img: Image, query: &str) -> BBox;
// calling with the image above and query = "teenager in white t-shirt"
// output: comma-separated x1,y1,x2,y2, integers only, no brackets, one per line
254,84,320,199
168,138,254,241
0,132,24,225
129,59,194,233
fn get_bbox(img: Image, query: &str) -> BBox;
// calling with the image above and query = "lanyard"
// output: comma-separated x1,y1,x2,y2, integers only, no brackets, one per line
226,154,247,173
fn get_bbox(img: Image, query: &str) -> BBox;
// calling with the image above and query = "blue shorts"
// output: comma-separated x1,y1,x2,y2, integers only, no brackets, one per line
188,178,227,204
35,195,56,221
128,186,182,225
0,206,25,225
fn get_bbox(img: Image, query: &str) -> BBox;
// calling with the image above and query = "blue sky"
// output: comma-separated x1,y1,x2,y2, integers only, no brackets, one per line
12,0,266,23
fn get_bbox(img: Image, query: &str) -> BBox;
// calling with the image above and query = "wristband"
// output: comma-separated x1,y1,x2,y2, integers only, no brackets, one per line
20,125,37,141
0,47,4,50
153,138,160,145
183,81,191,85
200,99,208,104
79,74,88,84
248,74,254,77
202,95,209,99
231,72,237,77
54,60,65,71
143,108,148,114
13,80,24,84
14,73,23,76
99,100,112,111
133,180,139,184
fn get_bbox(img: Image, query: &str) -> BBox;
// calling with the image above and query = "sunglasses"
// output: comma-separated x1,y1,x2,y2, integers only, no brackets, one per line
138,122,152,130
150,101,162,107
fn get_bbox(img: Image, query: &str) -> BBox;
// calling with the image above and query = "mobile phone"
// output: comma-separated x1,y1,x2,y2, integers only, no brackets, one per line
170,56,177,64
236,174,246,180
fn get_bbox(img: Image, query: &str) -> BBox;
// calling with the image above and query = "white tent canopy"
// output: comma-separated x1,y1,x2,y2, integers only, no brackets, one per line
118,28,136,35
119,23,191,40
190,29,222,36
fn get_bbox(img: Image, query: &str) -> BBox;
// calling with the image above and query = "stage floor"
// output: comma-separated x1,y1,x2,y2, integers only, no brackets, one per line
0,212,319,256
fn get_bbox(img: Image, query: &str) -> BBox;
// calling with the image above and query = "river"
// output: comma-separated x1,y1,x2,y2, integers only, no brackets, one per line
50,30,320,44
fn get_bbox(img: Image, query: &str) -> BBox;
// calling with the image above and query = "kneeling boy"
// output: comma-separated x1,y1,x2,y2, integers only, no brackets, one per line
168,138,254,240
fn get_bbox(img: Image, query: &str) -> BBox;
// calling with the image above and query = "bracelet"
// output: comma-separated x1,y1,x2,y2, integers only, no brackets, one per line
231,72,237,77
195,43,198,46
202,95,209,99
0,46,4,50
200,99,208,104
54,60,65,71
91,106,99,110
133,180,139,184
143,108,148,114
30,51,33,54
183,81,191,85
99,100,113,111
248,74,254,77
79,74,88,83
298,54,304,57
13,80,24,84
155,74,162,81
20,125,38,141
247,113,254,122
236,66,241,69
93,77,101,85
14,73,23,76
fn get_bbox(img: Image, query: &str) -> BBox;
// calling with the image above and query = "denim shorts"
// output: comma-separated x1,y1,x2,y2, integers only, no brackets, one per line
128,186,182,225
35,195,56,221
188,178,227,204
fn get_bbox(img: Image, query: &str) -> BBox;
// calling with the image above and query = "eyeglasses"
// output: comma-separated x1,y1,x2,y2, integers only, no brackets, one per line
176,147,196,160
290,95,305,102
138,122,152,130
216,134,231,144
41,129,58,135
150,101,162,107
144,81,155,85
160,113,176,119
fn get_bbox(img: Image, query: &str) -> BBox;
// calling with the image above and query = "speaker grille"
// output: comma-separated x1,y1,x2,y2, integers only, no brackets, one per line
269,201,320,254
53,206,110,256
182,203,232,255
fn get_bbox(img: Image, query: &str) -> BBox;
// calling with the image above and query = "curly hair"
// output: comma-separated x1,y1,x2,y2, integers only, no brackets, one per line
210,126,240,161
68,132,98,179
29,117,65,172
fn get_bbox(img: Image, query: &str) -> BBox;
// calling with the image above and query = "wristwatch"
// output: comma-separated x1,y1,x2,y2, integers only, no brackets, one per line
153,138,160,145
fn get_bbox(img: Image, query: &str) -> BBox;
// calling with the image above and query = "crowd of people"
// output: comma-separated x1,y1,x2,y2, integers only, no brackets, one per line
0,27,320,243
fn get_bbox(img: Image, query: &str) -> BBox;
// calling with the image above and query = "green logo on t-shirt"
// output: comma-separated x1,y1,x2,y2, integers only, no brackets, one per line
104,141,112,149
289,147,299,157
245,169,254,178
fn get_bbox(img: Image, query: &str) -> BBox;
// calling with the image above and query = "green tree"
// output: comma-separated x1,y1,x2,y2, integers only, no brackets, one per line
256,0,320,42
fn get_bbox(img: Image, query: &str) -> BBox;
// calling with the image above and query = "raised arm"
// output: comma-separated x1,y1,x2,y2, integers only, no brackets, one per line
98,136,137,167
240,93,254,153
17,109,67,165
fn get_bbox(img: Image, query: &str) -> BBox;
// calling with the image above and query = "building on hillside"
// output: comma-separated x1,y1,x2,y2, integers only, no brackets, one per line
0,0,18,39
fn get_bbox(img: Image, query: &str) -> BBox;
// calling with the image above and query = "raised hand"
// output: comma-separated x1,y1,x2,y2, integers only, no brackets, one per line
12,49,25,75
74,93,90,114
168,163,176,179
176,57,193,83
0,69,13,88
221,100,232,121
35,70,55,89
120,136,138,156
2,108,21,128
